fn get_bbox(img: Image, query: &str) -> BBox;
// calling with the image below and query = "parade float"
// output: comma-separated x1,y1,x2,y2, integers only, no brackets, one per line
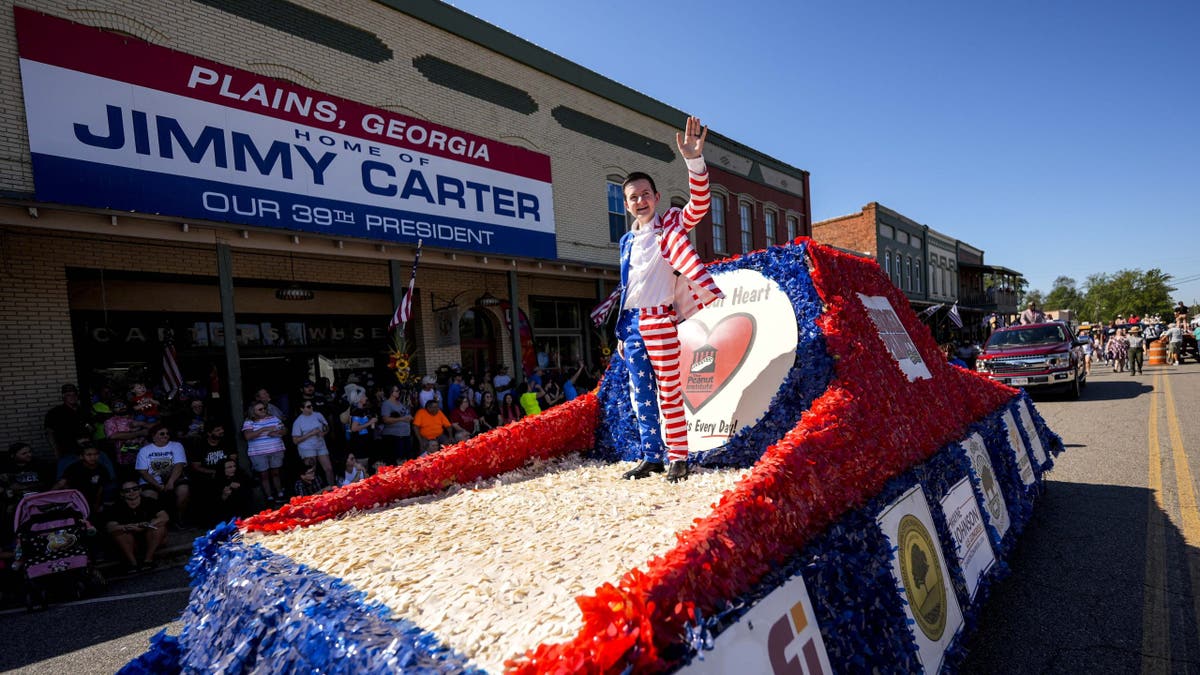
124,239,1062,674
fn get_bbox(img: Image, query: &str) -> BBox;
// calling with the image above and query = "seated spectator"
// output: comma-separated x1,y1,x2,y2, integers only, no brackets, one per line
448,395,480,442
418,375,442,407
135,424,190,526
2,441,52,504
44,383,93,460
211,457,253,525
105,400,149,469
180,400,208,440
340,453,367,486
412,399,452,454
53,440,113,514
243,402,287,505
104,479,169,574
128,381,160,427
476,390,500,434
499,393,522,426
293,459,328,497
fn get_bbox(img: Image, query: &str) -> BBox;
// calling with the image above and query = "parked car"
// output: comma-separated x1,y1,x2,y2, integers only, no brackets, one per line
976,321,1087,398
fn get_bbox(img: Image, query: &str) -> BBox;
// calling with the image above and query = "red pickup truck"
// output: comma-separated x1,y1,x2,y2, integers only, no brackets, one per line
975,321,1088,398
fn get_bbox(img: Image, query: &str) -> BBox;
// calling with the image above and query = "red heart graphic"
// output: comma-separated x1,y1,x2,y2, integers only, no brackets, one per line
677,313,756,413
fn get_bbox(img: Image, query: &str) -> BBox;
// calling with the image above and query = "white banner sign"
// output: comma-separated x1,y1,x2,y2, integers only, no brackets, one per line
1016,399,1048,467
1002,410,1037,487
682,573,831,675
960,433,1011,541
857,294,932,381
940,477,996,600
877,485,963,673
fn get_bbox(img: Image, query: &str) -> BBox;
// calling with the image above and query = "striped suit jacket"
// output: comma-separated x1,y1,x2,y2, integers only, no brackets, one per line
619,163,724,320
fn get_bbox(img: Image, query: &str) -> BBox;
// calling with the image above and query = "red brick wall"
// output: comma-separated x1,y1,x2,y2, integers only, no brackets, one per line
692,166,811,261
812,203,879,256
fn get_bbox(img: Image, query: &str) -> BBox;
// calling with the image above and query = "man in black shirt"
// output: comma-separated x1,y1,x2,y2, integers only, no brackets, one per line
104,479,168,574
43,384,93,459
54,441,113,514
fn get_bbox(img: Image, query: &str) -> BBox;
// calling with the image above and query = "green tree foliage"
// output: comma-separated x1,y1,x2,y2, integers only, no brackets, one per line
1044,276,1083,315
1079,269,1176,322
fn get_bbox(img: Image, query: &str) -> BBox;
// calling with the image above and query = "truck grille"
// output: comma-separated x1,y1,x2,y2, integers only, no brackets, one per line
985,356,1050,373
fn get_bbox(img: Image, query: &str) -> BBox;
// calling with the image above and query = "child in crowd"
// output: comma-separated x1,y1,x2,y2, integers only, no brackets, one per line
293,459,328,497
129,382,160,426
340,453,366,486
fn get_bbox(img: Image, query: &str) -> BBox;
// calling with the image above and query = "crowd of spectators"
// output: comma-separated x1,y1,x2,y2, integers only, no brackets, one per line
0,359,601,588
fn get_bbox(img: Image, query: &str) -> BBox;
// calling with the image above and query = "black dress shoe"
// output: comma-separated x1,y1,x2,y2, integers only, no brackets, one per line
622,460,665,480
666,460,689,483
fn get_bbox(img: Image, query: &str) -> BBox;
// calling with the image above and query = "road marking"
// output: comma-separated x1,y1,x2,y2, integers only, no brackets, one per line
1161,371,1200,659
0,586,191,616
1142,373,1169,673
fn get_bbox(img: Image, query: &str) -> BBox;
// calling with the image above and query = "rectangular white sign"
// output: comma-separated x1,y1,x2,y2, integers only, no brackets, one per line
857,294,932,381
1016,399,1048,467
1002,410,1037,487
960,432,1011,541
940,477,996,600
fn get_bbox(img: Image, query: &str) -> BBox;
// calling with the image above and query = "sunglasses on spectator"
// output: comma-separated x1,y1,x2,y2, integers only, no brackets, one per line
121,487,141,494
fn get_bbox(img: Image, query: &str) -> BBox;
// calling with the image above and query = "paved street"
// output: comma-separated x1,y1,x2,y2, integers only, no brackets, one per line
2,362,1198,673
964,362,1200,672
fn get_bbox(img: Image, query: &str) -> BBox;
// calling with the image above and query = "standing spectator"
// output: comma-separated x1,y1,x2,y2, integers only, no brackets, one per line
104,480,168,575
542,377,564,408
562,361,586,402
517,381,545,417
253,388,287,425
499,393,522,426
104,400,148,468
1018,302,1046,325
1165,320,1185,366
412,399,452,454
477,390,501,433
493,365,513,402
462,373,481,407
136,424,190,526
53,441,113,514
292,400,334,486
529,367,545,388
1107,328,1129,373
1080,332,1093,375
448,396,480,442
1126,325,1146,375
210,457,253,525
187,421,232,515
478,369,496,404
941,343,968,369
446,372,465,412
380,385,415,464
292,459,328,497
242,401,287,504
341,375,366,414
417,375,441,407
44,384,93,460
345,391,378,468
180,400,208,440
1174,301,1188,322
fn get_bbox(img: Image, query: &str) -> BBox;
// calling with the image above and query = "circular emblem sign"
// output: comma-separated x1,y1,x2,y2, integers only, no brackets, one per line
896,514,948,641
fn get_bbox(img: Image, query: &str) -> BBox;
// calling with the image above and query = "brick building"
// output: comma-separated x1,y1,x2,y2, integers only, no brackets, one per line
813,202,1023,341
0,0,810,454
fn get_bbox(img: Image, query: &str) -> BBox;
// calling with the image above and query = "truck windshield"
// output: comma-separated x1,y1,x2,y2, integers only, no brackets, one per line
986,326,1067,348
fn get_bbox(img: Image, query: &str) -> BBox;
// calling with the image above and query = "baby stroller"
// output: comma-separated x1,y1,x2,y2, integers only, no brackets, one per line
13,489,100,610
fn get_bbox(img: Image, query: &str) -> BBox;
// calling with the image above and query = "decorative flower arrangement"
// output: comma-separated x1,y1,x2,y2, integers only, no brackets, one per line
388,332,418,385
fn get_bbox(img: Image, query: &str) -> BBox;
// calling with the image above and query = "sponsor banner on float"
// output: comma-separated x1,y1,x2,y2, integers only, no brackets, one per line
876,485,964,673
681,573,831,675
1002,409,1037,487
1015,398,1048,467
939,476,996,600
678,269,798,453
856,294,932,381
960,432,1011,541
14,8,555,259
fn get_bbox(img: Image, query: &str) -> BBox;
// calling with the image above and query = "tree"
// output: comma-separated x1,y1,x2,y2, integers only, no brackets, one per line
1081,269,1176,322
1023,289,1045,311
1044,276,1082,316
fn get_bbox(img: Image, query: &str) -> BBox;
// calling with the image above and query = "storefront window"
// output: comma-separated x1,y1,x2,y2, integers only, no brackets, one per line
531,298,584,372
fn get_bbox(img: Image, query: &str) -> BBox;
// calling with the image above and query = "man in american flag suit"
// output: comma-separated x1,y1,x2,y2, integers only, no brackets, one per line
616,116,724,484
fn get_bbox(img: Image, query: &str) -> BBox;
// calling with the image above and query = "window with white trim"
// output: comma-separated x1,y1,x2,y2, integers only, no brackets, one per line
712,193,727,253
786,215,798,241
606,179,628,243
765,211,776,247
739,202,753,253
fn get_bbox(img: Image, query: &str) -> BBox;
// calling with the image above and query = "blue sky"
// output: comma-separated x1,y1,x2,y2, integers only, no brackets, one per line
446,0,1200,313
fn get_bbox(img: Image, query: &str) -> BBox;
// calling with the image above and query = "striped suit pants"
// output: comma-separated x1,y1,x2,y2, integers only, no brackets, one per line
616,305,689,462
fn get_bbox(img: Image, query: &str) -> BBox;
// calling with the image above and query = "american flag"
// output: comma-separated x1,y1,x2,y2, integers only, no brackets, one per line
161,329,183,399
590,286,623,327
948,302,963,328
390,240,423,331
917,303,944,320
